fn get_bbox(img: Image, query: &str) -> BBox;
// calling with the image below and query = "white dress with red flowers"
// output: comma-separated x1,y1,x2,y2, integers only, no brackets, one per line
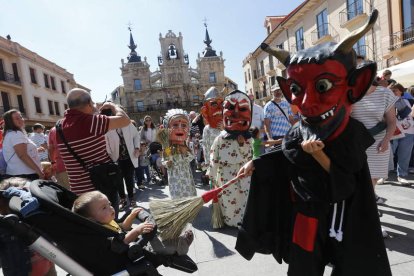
208,133,252,227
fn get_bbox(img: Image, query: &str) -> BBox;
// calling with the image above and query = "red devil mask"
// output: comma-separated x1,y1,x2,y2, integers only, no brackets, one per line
168,115,189,145
223,90,252,137
261,10,378,141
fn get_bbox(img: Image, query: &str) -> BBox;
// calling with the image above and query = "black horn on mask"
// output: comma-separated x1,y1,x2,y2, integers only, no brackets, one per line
334,9,378,54
260,43,290,66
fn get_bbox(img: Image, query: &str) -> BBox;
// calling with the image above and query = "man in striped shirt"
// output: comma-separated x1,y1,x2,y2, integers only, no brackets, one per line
57,89,130,212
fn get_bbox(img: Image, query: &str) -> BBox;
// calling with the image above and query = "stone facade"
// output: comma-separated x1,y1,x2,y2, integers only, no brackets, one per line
0,35,88,129
118,28,230,123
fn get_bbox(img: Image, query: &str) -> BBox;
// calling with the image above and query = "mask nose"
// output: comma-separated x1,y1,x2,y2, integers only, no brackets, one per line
300,86,320,114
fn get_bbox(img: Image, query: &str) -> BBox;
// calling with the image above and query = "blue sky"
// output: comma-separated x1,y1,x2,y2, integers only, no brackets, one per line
0,0,303,102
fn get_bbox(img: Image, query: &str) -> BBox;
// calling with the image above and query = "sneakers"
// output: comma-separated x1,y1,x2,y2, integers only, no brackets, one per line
376,178,387,185
138,185,145,189
375,195,387,204
397,177,411,186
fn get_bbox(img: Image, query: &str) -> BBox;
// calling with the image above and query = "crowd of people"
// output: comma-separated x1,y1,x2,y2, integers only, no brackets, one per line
0,40,413,276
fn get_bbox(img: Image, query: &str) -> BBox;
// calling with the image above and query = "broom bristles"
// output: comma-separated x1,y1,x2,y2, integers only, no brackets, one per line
211,201,225,229
150,176,243,239
150,196,204,240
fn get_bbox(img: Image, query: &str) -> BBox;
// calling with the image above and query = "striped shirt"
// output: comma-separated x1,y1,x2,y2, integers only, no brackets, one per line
57,109,111,195
351,86,398,178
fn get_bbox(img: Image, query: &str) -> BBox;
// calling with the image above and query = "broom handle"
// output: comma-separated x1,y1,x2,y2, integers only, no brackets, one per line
201,175,243,203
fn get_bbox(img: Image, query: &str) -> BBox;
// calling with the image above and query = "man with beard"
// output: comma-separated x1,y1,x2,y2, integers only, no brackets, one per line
236,10,391,276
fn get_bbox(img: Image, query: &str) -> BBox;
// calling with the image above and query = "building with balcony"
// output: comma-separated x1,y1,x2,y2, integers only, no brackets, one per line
117,25,233,123
243,0,414,105
0,35,88,129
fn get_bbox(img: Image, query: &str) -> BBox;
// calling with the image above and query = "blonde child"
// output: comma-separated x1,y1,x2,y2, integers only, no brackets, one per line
72,191,194,255
72,191,154,244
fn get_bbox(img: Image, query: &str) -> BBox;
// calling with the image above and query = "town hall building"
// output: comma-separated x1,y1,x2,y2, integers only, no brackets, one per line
114,26,237,122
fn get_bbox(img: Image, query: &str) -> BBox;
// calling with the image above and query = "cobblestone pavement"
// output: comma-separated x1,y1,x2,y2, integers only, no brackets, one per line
11,170,414,276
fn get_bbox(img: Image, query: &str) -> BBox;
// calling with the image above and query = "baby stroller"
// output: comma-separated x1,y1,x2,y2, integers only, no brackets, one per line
148,142,167,186
0,180,197,275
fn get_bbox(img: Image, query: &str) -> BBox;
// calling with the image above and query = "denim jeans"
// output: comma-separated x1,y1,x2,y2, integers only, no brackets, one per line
392,133,414,177
136,166,150,185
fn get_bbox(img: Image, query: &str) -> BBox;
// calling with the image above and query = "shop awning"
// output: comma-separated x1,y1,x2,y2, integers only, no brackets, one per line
378,59,414,88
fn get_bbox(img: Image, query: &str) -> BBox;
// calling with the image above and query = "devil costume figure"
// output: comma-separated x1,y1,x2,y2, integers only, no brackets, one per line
200,86,224,173
236,10,391,276
160,109,197,199
208,90,253,227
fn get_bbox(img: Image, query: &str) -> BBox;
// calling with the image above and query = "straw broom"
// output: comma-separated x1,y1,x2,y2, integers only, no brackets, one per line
209,179,225,229
211,195,225,229
150,176,241,240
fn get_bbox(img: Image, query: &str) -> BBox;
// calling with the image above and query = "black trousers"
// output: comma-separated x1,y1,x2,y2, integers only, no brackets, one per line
117,158,135,200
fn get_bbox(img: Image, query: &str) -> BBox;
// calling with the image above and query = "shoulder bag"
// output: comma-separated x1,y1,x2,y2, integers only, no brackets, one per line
56,120,120,193
271,101,292,125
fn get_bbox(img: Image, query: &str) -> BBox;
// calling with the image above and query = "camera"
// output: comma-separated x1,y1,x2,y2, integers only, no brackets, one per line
100,108,113,116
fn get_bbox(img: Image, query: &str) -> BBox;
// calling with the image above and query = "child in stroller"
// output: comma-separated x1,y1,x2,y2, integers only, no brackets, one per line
73,190,194,255
0,179,197,276
147,142,167,185
72,191,155,244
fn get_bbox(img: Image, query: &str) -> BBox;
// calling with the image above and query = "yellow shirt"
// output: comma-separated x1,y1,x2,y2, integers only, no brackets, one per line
103,220,122,233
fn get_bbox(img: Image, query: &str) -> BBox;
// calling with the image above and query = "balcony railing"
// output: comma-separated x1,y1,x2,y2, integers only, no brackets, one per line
126,100,202,113
311,23,339,44
353,44,384,70
150,82,163,88
339,0,366,27
389,25,414,51
0,105,25,115
0,72,21,86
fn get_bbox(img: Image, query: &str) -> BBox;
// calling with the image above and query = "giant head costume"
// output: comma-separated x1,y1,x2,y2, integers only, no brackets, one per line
222,90,252,138
163,109,190,146
261,10,378,141
201,86,224,129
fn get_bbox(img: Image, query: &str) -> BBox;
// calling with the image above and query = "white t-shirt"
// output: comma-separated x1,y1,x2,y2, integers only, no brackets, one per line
3,130,41,175
251,103,264,129
29,132,48,160
141,128,157,143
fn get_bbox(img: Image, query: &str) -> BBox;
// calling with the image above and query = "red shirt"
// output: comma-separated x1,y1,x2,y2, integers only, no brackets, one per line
57,109,110,195
48,127,66,173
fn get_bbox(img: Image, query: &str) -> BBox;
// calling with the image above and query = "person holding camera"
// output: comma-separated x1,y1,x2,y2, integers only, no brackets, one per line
56,89,130,217
103,107,140,209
